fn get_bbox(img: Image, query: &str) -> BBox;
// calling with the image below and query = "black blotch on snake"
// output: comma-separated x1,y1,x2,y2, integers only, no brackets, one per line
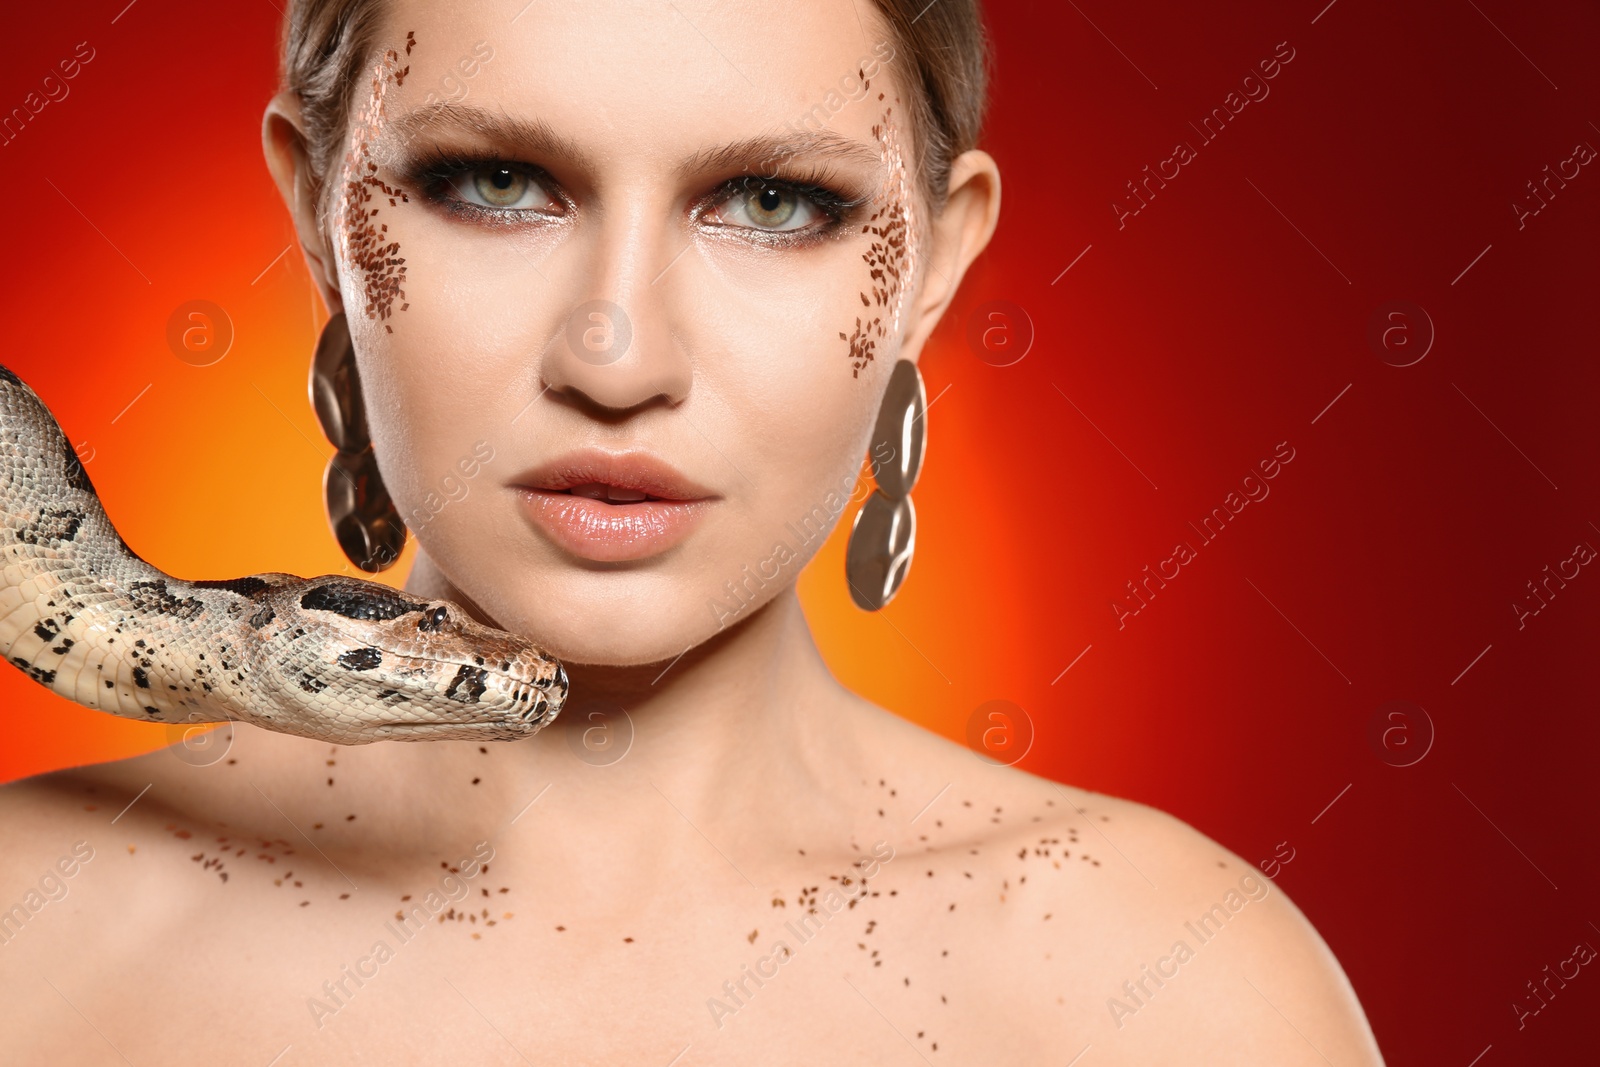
337,647,383,671
445,664,488,704
12,657,55,686
127,579,205,621
193,576,272,599
17,507,83,545
302,584,426,622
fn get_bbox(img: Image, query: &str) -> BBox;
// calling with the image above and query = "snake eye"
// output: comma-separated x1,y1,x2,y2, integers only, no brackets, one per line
418,606,449,632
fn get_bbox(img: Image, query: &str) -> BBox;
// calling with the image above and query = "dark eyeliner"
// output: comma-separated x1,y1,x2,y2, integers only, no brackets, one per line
699,167,873,241
403,148,567,220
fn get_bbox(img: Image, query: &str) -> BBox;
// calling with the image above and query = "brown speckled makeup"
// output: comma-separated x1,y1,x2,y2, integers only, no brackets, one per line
842,102,919,378
334,31,417,334
713,780,1116,1054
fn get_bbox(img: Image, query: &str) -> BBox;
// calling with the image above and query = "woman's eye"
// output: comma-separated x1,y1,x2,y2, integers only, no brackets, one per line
449,164,557,212
706,183,824,233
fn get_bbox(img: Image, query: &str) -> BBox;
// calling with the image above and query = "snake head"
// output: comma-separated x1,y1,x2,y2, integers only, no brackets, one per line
262,575,568,743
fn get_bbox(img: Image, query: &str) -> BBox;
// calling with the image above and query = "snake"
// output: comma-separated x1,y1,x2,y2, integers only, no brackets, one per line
0,364,567,745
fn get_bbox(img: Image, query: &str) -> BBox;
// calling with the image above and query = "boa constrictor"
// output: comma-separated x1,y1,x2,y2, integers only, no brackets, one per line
0,365,567,745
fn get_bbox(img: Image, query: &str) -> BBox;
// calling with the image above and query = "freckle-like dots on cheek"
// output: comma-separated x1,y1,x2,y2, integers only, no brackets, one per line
335,30,418,334
841,98,917,379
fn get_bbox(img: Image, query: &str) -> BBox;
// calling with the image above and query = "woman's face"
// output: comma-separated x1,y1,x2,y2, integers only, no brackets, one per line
321,0,936,665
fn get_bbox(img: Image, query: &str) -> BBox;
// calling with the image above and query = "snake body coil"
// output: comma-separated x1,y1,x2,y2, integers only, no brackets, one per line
0,365,567,744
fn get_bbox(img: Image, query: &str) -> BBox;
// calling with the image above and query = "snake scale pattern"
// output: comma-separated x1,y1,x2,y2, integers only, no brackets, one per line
0,365,567,745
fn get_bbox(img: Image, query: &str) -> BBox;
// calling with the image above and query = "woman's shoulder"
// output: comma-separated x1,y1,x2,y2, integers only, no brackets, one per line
0,756,150,859
0,745,203,888
0,736,200,822
0,750,215,995
850,701,1384,1063
0,741,259,932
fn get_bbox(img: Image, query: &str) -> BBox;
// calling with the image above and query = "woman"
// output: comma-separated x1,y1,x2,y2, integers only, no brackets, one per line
0,0,1384,1061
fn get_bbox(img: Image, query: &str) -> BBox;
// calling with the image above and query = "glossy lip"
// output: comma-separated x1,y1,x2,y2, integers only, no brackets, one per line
510,447,718,563
511,447,716,501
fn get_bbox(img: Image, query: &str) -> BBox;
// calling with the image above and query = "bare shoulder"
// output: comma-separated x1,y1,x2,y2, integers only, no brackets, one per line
844,701,1384,1064
0,767,103,875
0,752,205,983
1004,786,1384,1064
0,743,240,924
0,758,147,865
1036,786,1382,1061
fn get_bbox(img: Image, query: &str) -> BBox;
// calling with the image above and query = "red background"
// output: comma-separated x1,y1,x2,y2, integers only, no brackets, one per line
2,1,1596,1062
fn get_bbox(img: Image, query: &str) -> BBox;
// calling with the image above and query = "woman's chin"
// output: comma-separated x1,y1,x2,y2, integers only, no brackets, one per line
497,609,721,673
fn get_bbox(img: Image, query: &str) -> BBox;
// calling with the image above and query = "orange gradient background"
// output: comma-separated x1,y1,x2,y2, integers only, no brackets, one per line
2,2,1597,1063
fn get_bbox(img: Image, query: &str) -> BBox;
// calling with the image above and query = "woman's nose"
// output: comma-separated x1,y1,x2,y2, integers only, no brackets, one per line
539,220,692,415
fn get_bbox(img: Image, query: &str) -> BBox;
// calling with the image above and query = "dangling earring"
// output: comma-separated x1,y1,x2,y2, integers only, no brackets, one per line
845,359,926,610
309,311,407,573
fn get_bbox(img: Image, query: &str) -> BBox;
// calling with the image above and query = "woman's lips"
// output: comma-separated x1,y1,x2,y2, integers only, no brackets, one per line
511,449,716,562
516,490,713,562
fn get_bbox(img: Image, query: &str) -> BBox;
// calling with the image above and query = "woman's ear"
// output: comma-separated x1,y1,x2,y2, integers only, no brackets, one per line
262,90,344,317
898,149,1002,362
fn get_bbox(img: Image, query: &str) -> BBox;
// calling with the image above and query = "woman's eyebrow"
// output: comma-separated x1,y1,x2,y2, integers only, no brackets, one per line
677,131,885,177
382,102,882,177
383,102,595,169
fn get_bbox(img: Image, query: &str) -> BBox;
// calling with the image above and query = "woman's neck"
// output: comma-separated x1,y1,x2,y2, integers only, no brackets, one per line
397,549,867,875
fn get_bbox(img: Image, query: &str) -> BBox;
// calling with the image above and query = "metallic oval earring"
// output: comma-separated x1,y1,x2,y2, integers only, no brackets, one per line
845,359,926,610
310,312,407,573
